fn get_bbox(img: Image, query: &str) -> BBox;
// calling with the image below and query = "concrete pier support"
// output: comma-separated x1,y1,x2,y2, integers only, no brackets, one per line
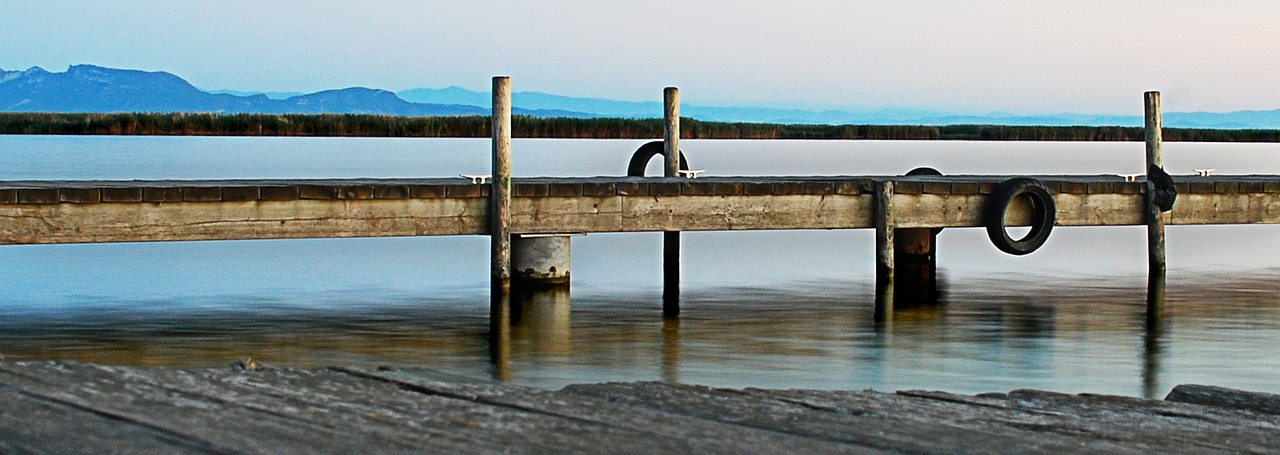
495,234,573,379
512,235,571,288
893,228,939,305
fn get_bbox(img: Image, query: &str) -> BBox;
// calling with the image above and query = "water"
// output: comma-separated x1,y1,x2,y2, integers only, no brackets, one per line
2,135,1280,398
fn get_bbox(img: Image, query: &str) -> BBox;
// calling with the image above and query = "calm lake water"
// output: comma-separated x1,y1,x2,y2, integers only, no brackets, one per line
2,135,1280,398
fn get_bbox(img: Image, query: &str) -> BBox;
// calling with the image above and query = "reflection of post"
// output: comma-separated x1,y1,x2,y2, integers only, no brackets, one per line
489,281,512,381
868,314,892,390
1142,318,1165,399
511,286,572,356
661,318,681,382
510,234,572,356
663,87,681,318
1144,91,1166,319
489,76,513,379
875,180,895,322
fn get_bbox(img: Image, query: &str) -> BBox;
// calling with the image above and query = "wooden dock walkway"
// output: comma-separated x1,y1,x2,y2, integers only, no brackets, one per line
2,174,1278,244
2,361,1279,454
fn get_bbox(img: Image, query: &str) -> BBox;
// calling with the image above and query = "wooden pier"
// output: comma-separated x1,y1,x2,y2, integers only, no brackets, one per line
6,171,1280,242
2,173,1276,243
2,361,1280,454
1,82,1277,322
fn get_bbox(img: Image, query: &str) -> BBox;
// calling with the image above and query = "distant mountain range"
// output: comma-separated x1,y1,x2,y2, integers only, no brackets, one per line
0,65,586,118
3,64,1279,129
399,86,1280,129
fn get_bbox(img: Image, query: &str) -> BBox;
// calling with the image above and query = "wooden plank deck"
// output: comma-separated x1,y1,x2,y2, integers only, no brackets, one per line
1,361,1278,454
2,175,1280,244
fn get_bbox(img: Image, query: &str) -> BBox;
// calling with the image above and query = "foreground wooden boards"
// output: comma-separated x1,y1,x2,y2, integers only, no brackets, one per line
1,362,1279,454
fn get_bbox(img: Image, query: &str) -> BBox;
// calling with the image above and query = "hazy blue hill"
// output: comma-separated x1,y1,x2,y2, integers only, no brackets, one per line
4,64,1279,128
271,87,484,116
207,89,305,100
399,85,1280,129
0,65,264,113
400,86,1004,124
399,86,492,107
1165,110,1280,129
400,87,649,118
0,65,560,117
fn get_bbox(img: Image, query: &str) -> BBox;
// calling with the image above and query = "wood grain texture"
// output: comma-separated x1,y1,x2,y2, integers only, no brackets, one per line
3,362,1280,454
0,176,1278,244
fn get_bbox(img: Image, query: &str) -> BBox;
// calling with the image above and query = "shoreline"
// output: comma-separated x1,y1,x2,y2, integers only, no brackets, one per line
3,112,1279,142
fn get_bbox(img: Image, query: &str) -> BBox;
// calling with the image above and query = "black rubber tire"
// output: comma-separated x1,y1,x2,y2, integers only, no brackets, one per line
984,177,1055,255
905,167,942,177
627,141,689,177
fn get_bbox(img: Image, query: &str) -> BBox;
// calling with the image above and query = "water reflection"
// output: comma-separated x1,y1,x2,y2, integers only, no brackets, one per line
3,267,1280,397
1143,318,1166,399
662,319,681,382
490,285,573,380
510,287,572,355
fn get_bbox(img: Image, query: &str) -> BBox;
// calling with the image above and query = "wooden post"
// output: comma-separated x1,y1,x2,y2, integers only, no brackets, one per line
1144,91,1166,319
664,87,680,177
875,180,894,322
663,87,681,318
490,76,513,351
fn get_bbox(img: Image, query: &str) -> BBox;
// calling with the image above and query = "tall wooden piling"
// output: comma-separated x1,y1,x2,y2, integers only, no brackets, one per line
664,87,680,179
663,87,681,318
875,180,895,322
1144,91,1166,318
491,76,513,352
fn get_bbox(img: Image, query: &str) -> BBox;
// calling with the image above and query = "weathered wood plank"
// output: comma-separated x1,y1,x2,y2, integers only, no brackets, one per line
344,368,878,455
0,362,433,454
1,362,886,455
5,361,1280,454
750,388,1155,454
563,381,1097,455
617,194,871,232
952,389,1280,453
0,385,217,455
125,366,738,455
0,199,487,244
1,176,1280,244
1166,384,1280,416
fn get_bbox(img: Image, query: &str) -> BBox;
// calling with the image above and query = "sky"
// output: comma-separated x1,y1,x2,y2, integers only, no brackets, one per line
2,0,1279,115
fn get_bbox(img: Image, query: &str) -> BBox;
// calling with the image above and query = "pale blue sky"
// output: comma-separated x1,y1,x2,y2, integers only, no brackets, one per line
3,1,1278,114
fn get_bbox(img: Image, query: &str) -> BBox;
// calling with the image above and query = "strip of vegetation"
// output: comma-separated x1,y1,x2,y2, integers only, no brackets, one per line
1,112,1277,142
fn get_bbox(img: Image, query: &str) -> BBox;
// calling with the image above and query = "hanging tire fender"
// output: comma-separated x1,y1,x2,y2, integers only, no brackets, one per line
984,177,1056,255
627,140,689,177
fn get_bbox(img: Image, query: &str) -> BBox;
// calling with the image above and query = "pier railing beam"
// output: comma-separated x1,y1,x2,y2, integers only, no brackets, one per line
875,180,895,322
1144,91,1166,319
663,87,681,318
490,76,513,364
